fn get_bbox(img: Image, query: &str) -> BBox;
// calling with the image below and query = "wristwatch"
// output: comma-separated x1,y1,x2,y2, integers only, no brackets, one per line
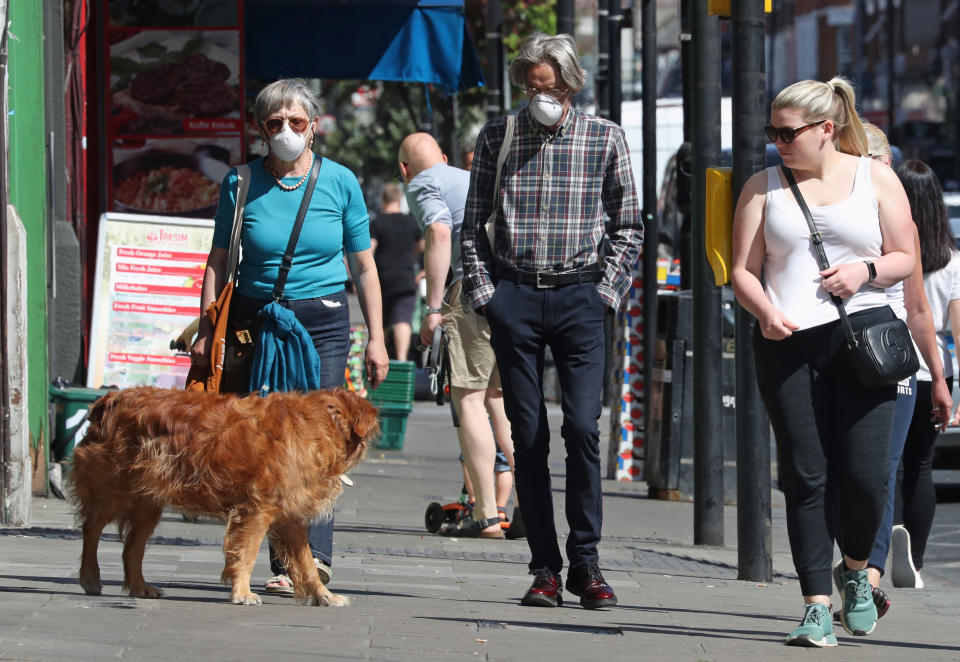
424,306,443,315
865,261,877,283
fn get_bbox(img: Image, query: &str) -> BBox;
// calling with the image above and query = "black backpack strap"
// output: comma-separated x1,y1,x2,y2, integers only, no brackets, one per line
272,156,322,301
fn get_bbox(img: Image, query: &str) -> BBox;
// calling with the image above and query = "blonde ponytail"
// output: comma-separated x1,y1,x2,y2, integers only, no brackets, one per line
828,77,868,157
771,76,868,156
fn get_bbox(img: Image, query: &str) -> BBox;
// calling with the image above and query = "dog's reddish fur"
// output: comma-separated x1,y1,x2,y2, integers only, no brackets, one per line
68,386,378,607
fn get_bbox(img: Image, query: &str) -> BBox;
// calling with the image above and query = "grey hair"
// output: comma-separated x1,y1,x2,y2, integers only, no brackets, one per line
253,79,321,123
509,32,584,93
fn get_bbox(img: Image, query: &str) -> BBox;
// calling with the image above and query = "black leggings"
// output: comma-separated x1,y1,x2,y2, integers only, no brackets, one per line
754,307,896,596
895,378,948,569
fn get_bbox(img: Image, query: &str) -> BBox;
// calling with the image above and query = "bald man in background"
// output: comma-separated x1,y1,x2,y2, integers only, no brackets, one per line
399,133,515,538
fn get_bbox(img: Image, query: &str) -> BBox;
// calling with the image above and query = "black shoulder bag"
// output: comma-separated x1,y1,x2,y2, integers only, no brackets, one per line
782,166,918,388
220,156,322,393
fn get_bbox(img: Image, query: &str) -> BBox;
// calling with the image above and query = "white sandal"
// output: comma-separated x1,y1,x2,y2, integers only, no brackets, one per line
264,574,294,594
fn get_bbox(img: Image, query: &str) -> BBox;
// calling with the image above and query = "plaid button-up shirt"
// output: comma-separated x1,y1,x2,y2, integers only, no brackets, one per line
460,106,642,310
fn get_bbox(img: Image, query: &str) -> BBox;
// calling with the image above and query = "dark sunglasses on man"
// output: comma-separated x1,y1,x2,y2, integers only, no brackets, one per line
763,119,827,145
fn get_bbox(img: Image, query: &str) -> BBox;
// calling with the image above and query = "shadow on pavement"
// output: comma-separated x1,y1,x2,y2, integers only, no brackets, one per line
419,614,960,651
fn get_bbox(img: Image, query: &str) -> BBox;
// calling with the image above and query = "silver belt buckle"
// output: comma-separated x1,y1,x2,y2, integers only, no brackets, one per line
535,270,557,288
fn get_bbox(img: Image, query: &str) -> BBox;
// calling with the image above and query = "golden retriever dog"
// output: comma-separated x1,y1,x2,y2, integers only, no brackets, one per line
68,386,378,607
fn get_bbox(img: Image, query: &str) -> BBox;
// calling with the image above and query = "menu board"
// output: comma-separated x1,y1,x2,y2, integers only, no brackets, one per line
87,213,214,389
104,1,244,218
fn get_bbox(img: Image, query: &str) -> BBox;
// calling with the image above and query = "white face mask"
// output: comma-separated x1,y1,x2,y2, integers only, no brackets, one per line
269,123,308,162
529,94,565,127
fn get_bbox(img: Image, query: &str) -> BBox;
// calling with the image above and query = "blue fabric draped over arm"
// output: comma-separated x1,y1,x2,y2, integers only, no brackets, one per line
249,302,321,397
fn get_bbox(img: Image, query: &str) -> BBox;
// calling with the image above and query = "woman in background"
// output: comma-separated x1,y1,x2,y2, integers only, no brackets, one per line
846,125,952,618
891,160,960,589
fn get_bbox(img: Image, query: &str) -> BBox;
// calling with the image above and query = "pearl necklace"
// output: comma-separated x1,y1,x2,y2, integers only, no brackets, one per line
265,151,314,191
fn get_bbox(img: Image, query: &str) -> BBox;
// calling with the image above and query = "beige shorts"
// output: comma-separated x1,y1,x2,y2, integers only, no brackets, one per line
442,280,501,390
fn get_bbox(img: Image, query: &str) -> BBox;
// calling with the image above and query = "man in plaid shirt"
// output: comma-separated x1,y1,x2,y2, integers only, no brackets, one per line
461,32,643,610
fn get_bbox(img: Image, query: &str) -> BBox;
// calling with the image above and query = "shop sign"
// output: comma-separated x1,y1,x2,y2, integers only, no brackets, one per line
87,213,213,389
104,1,245,219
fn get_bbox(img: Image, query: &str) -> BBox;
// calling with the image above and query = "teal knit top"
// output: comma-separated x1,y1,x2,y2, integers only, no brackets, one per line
212,156,370,300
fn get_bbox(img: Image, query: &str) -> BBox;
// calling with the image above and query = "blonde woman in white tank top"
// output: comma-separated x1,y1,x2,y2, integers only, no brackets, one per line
731,78,916,648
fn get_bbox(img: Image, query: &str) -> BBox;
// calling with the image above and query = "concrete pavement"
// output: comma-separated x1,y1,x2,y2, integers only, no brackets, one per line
1,401,959,661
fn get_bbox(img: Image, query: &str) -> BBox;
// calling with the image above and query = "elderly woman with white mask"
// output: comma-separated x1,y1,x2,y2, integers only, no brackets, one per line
192,78,388,597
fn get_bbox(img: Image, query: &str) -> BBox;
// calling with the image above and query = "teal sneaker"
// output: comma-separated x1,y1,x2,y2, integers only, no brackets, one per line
785,603,838,647
833,560,878,636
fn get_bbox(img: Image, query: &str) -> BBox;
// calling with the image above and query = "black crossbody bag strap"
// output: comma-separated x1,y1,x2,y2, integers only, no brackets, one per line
272,156,322,302
781,165,859,348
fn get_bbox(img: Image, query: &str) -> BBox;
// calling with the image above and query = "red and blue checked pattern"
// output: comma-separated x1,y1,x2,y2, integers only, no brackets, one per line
461,107,643,310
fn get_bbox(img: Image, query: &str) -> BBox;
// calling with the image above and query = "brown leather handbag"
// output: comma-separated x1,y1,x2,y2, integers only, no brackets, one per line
185,164,251,393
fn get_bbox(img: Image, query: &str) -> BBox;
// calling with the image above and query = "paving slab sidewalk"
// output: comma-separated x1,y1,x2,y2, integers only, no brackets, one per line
1,401,958,661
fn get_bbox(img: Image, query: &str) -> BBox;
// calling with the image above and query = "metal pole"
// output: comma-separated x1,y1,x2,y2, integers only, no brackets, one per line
886,0,895,135
691,0,724,547
441,94,460,168
557,0,575,38
680,0,693,145
608,0,622,127
597,0,610,119
731,0,772,582
853,0,864,96
678,0,693,290
599,0,624,407
641,0,658,486
486,0,504,119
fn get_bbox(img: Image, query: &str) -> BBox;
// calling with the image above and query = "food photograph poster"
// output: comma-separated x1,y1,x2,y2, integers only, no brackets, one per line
87,213,214,390
104,1,244,218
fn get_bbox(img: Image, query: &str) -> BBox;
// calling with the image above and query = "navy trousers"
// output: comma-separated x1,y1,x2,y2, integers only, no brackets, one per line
484,279,607,575
231,291,350,573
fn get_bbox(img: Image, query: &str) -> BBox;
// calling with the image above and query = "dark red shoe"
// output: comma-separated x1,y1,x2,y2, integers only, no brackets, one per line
566,563,617,609
520,570,563,607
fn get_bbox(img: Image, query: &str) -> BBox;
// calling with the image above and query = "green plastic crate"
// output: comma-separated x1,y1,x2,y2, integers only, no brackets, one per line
374,403,412,450
49,385,114,468
367,360,416,406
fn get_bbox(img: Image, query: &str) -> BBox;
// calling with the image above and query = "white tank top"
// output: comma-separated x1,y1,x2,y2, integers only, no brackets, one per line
763,157,888,330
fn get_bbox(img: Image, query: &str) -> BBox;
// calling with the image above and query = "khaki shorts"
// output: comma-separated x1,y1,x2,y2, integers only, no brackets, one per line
442,280,501,390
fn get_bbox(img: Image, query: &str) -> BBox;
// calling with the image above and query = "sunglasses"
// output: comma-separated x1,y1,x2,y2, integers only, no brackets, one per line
764,119,826,144
524,87,569,101
262,117,311,135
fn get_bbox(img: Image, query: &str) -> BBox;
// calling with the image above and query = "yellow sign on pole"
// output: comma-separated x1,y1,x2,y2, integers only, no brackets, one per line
708,0,773,17
705,167,733,287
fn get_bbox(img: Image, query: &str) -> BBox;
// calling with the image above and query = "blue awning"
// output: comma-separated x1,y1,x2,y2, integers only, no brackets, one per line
244,0,485,93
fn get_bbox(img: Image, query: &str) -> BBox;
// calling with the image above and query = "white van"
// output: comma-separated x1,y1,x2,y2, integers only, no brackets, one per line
619,96,733,199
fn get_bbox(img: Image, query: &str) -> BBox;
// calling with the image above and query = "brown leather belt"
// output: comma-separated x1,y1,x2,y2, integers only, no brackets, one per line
498,265,603,288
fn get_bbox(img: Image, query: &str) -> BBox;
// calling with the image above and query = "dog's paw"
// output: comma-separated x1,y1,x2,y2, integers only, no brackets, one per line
78,577,102,596
230,591,263,606
319,592,350,608
125,584,165,599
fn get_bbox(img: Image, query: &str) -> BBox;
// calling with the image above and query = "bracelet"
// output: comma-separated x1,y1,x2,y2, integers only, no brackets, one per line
424,306,443,315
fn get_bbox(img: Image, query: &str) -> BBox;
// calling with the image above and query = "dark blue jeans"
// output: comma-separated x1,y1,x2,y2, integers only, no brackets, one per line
868,374,917,572
231,290,350,573
484,279,607,575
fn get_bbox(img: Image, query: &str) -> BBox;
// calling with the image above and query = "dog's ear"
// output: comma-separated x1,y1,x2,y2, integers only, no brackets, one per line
349,394,380,445
323,389,379,457
338,390,379,456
